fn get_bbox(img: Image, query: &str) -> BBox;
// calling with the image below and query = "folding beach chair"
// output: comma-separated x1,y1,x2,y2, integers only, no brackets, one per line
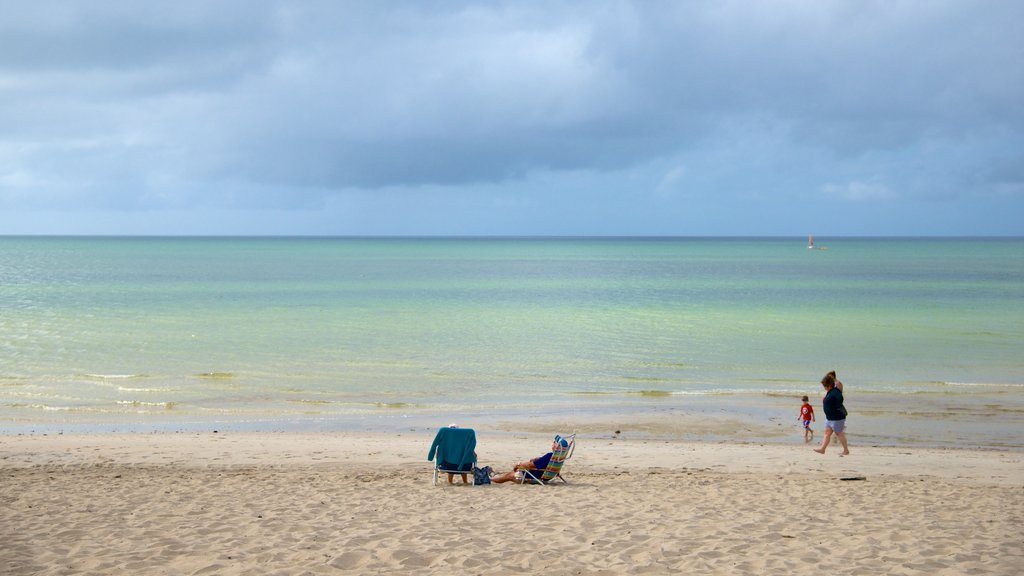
427,426,477,486
520,434,575,485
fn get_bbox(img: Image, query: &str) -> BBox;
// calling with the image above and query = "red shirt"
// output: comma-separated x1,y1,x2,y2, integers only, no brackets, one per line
799,403,814,421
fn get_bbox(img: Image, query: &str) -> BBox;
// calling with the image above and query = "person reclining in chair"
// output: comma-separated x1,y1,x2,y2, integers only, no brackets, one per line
490,436,568,484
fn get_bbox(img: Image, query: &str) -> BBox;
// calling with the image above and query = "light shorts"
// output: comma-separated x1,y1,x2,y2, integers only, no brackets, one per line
825,419,846,433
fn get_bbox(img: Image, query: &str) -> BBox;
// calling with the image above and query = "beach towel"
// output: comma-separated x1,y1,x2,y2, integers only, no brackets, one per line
427,427,476,468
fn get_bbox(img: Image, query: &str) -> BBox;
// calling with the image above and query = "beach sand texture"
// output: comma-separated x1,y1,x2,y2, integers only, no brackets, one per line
2,432,1022,575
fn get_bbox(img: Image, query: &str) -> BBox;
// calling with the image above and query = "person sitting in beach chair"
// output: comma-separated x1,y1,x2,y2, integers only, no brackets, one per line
427,424,477,485
491,434,574,484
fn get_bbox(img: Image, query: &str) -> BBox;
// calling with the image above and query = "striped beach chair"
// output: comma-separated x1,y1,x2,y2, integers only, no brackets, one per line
520,434,575,485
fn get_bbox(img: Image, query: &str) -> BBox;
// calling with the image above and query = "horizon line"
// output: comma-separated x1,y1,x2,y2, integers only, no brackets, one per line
2,234,1021,240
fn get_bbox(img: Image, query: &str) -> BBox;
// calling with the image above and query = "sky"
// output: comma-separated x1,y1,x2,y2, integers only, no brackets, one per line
1,1,1022,236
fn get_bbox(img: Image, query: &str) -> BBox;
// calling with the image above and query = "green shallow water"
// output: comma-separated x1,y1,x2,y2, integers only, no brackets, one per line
1,237,1022,447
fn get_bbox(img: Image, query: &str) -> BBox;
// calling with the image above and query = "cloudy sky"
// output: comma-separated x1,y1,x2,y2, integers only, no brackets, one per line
1,1,1021,236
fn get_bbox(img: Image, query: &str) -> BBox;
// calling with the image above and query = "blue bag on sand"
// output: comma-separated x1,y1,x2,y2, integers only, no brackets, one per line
473,466,492,485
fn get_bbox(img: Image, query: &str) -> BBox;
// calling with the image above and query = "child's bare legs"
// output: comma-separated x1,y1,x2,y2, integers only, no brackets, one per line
446,472,470,484
814,427,833,454
804,426,813,443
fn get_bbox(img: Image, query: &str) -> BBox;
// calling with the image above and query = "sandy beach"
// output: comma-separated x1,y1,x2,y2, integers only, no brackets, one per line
2,430,1022,575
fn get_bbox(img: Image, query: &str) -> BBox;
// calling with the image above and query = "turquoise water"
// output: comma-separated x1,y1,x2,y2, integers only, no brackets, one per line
2,237,1022,447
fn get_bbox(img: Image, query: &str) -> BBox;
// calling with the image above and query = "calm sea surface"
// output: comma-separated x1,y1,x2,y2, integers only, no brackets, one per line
2,237,1022,448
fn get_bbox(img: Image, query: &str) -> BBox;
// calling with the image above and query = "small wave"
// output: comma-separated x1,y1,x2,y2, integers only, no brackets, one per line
21,403,76,412
374,402,413,408
197,372,234,379
933,381,1024,388
115,400,177,409
117,386,175,393
900,389,1013,397
746,378,808,385
763,391,817,398
571,389,753,397
10,403,171,415
291,400,418,408
627,361,691,369
82,373,148,380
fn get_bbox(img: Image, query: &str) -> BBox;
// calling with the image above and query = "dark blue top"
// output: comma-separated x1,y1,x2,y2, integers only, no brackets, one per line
823,387,846,421
528,452,552,473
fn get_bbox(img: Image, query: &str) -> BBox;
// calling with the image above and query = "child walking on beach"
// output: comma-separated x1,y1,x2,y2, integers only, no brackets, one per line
798,395,815,443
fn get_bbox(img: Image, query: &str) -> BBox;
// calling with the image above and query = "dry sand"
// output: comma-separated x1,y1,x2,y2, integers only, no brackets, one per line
2,431,1022,575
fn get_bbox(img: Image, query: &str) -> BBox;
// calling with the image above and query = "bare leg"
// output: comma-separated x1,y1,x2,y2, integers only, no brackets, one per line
447,473,454,484
836,431,850,456
460,473,469,483
490,471,517,484
814,428,833,454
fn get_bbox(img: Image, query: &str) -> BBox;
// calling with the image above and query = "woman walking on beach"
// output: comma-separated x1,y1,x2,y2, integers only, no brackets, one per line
814,370,850,456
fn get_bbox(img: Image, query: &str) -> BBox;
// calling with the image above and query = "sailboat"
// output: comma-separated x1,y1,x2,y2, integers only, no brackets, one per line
808,233,814,249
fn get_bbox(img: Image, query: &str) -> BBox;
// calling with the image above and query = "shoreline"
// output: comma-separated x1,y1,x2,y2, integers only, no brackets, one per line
5,391,1024,452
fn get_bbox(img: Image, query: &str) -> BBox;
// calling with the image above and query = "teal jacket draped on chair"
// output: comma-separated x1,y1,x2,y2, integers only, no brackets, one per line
428,427,477,484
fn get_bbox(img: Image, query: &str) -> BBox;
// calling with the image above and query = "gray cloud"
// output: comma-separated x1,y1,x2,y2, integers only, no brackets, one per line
0,0,1021,234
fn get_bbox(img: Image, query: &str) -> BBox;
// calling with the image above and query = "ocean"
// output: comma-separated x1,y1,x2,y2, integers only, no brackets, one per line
2,236,1022,448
